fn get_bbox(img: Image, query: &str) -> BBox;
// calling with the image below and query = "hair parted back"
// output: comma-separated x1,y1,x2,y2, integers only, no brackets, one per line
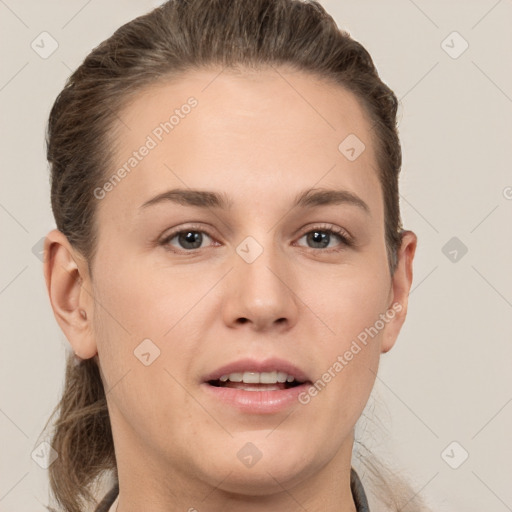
41,1,427,511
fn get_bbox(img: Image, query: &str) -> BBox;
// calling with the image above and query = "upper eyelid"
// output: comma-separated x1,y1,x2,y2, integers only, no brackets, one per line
161,223,349,238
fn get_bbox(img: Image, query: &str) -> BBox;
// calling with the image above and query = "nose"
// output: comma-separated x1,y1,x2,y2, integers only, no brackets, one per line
221,239,300,333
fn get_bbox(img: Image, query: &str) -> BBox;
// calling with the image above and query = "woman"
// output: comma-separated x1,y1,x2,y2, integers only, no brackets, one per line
41,0,425,510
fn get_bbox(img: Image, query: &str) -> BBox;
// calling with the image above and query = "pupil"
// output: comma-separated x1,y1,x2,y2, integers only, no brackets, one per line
309,231,329,248
180,231,202,249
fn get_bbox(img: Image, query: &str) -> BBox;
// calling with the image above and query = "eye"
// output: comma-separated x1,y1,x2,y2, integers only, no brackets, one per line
159,223,353,254
296,224,352,251
160,226,216,252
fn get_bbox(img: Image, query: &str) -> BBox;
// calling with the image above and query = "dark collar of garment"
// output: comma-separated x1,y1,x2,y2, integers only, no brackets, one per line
94,467,370,512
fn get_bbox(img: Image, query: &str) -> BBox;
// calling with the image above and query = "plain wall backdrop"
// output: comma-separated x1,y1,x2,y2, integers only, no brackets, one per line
1,0,511,510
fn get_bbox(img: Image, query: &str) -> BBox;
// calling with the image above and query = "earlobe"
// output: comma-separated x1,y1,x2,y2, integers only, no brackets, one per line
43,229,97,359
381,230,418,354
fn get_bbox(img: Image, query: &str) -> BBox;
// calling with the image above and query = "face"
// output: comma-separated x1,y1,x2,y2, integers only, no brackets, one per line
47,66,416,501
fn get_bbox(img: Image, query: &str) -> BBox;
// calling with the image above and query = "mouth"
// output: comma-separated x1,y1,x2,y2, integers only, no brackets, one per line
201,358,312,414
208,370,306,391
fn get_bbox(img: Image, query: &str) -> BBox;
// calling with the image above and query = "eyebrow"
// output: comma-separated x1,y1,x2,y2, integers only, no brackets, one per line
139,187,370,213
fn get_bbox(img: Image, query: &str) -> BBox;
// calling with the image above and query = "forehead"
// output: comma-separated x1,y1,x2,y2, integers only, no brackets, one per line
100,66,382,220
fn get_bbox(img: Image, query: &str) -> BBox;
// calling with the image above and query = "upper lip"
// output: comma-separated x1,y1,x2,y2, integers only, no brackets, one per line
203,358,311,383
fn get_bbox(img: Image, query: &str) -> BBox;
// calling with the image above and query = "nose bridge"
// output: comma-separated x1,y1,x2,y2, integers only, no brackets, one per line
224,232,298,329
239,236,281,292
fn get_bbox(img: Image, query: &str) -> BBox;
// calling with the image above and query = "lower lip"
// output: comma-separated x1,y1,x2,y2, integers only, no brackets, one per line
201,383,310,414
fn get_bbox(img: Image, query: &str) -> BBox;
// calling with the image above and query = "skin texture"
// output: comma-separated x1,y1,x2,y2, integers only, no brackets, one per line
44,66,417,512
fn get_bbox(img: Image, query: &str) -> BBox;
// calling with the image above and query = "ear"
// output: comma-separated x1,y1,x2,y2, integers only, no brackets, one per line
43,229,98,359
381,230,417,353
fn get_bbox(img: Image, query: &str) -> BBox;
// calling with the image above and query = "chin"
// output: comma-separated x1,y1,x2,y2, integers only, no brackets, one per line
212,465,307,496
202,445,316,496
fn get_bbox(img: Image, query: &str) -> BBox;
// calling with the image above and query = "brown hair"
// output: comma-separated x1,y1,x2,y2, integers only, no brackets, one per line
41,1,424,511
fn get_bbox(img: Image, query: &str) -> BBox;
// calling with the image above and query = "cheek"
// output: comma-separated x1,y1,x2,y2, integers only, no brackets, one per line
91,266,196,448
92,251,187,341
307,263,391,347
300,262,390,413
91,254,201,404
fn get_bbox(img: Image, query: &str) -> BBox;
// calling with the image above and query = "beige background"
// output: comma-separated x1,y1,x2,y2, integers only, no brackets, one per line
1,0,511,510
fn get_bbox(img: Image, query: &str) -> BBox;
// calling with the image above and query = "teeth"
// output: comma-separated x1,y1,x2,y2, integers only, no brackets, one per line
276,371,287,383
217,371,300,384
260,371,277,384
243,371,260,383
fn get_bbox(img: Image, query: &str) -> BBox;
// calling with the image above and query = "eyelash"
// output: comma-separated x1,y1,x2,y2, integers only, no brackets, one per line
159,223,353,254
